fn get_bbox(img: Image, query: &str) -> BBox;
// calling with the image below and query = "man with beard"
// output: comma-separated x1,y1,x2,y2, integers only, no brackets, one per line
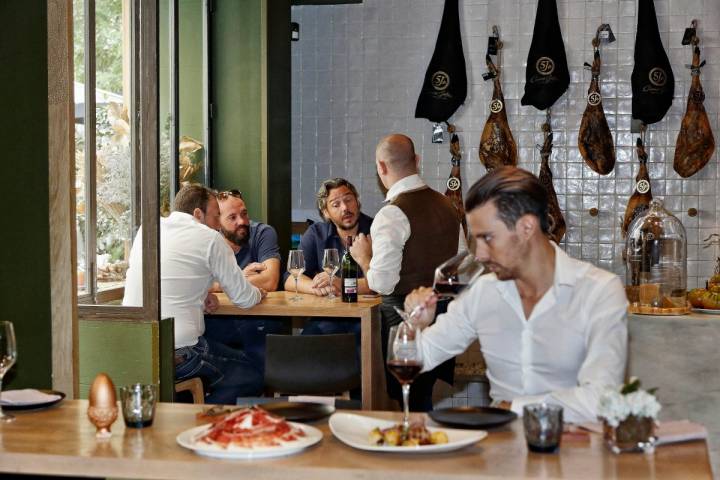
350,133,464,411
284,178,373,337
203,189,287,378
404,167,628,423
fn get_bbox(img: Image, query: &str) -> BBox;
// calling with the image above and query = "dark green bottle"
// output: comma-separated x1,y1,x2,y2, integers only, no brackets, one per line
341,236,358,303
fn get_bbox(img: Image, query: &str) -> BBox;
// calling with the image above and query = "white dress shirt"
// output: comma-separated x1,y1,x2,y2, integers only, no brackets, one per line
123,211,261,348
419,243,628,423
367,174,466,295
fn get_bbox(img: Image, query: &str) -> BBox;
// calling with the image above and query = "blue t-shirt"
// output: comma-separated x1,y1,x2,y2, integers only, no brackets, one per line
293,213,373,281
234,222,281,268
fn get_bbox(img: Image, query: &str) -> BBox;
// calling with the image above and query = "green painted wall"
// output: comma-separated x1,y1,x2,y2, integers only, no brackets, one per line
179,0,206,146
211,0,264,220
0,0,53,390
211,0,291,258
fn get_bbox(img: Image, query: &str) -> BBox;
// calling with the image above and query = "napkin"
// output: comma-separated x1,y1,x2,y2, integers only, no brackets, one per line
0,389,61,406
579,420,708,445
288,395,336,406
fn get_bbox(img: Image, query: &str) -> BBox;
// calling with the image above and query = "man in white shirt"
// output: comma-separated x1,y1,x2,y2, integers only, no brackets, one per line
404,167,628,422
123,184,265,404
350,133,463,411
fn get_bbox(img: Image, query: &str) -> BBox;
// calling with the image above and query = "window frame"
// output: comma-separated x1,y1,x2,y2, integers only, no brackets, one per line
77,0,160,322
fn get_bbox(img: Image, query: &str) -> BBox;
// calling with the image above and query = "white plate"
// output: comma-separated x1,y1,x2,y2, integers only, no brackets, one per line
176,422,323,459
328,412,487,453
692,307,720,314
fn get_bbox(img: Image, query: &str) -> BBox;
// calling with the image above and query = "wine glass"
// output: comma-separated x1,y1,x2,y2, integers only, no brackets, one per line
287,250,306,302
0,321,18,423
322,248,340,300
394,250,485,322
387,322,423,433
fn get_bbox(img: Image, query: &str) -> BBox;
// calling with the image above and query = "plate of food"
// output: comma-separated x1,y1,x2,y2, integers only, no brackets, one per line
0,389,66,411
428,406,517,429
328,412,486,453
177,406,322,459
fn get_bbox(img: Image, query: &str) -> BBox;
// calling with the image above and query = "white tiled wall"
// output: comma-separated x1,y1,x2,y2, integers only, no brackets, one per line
290,0,720,287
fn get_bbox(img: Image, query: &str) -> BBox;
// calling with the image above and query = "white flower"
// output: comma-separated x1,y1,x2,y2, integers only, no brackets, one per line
597,385,661,426
626,391,661,419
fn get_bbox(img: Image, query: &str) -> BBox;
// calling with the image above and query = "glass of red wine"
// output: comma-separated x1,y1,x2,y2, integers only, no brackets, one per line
386,322,423,433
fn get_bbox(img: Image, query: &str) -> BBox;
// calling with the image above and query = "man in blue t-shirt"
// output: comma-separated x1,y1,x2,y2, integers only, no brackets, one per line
284,178,373,337
204,190,287,380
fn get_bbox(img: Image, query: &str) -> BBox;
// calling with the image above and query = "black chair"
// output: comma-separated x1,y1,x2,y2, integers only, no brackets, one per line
264,333,360,398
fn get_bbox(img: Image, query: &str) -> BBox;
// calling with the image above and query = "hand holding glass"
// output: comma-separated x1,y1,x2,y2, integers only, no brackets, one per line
387,323,423,433
322,248,340,299
0,321,18,423
287,250,306,301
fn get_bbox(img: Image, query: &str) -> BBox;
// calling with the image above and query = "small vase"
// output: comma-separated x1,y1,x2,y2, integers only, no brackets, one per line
602,415,656,454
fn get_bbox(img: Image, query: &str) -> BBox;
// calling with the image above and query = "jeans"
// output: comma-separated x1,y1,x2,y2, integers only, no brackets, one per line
203,316,289,376
301,318,361,346
175,336,263,405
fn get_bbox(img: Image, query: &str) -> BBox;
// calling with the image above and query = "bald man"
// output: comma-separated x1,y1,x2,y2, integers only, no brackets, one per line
350,134,464,411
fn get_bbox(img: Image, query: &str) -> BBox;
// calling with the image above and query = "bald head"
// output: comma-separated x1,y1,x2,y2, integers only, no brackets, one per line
375,134,418,176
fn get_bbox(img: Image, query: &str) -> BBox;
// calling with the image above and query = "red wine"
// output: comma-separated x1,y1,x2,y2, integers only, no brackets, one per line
434,282,468,296
387,360,422,384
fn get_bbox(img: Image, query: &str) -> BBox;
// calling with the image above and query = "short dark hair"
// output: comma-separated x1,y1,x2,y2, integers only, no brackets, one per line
173,183,215,215
316,178,360,218
465,167,549,233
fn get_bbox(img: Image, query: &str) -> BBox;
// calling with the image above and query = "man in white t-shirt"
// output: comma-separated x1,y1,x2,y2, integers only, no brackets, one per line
123,184,266,404
404,167,628,422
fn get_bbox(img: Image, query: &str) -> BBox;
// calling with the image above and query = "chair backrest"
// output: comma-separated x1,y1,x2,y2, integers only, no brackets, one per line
264,334,360,396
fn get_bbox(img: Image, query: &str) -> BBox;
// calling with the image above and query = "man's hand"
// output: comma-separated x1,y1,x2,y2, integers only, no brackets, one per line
495,401,512,410
258,287,268,299
203,293,219,313
403,286,438,329
243,262,267,277
310,272,339,297
349,233,372,272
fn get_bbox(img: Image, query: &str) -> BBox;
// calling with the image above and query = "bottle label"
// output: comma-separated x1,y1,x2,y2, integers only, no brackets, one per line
343,278,357,293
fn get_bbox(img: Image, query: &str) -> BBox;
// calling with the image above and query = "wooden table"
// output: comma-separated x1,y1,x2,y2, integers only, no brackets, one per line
0,401,712,479
215,291,386,410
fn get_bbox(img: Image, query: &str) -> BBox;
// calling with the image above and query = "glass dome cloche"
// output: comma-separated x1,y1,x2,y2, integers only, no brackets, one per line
625,199,688,313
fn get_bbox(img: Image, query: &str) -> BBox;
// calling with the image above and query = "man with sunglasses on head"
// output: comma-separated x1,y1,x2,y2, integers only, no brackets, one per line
204,189,287,377
123,184,266,404
283,178,373,337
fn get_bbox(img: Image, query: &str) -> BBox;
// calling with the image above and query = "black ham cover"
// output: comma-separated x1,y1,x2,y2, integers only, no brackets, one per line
415,0,467,123
631,0,674,125
521,0,569,111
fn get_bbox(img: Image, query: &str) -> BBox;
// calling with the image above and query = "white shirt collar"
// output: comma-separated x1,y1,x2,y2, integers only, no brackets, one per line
384,174,426,203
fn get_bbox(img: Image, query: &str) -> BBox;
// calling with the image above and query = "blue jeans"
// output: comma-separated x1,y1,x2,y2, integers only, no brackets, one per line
301,318,361,346
175,336,263,405
203,316,288,376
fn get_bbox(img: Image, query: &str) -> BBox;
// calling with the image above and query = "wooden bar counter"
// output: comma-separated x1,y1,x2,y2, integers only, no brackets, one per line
214,291,386,410
0,401,712,479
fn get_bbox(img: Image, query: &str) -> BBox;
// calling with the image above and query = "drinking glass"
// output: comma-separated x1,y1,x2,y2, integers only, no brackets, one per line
386,323,423,433
0,321,18,423
322,248,340,300
395,251,485,322
287,250,306,302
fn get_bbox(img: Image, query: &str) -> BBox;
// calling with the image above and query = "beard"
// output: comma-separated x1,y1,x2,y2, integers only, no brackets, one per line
222,225,249,248
376,172,388,197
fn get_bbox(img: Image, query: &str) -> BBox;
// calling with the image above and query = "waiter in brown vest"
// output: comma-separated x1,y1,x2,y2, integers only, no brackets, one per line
351,133,464,411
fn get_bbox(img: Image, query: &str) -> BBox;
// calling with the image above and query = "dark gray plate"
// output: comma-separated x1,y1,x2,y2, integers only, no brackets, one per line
1,390,66,412
429,406,517,429
262,402,335,422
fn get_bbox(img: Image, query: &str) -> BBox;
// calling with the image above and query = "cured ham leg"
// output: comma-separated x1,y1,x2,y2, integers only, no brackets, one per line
538,115,566,244
579,32,615,175
674,21,715,178
479,28,517,171
622,137,653,236
444,126,468,237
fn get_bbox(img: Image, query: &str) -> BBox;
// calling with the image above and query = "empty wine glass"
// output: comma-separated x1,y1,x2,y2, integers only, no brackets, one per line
394,250,485,322
0,321,18,423
287,250,306,302
322,248,340,300
387,322,423,433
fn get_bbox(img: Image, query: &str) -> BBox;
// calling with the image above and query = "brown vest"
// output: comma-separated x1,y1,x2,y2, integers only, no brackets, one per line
390,187,461,296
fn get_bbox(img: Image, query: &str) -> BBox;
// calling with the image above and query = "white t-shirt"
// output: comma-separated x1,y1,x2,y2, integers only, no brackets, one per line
419,243,628,423
123,211,261,348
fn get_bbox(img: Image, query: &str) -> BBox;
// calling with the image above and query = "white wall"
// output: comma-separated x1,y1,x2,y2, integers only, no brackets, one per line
291,0,720,287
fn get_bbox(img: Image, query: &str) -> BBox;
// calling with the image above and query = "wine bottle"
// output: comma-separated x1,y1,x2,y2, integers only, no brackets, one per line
341,236,358,303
